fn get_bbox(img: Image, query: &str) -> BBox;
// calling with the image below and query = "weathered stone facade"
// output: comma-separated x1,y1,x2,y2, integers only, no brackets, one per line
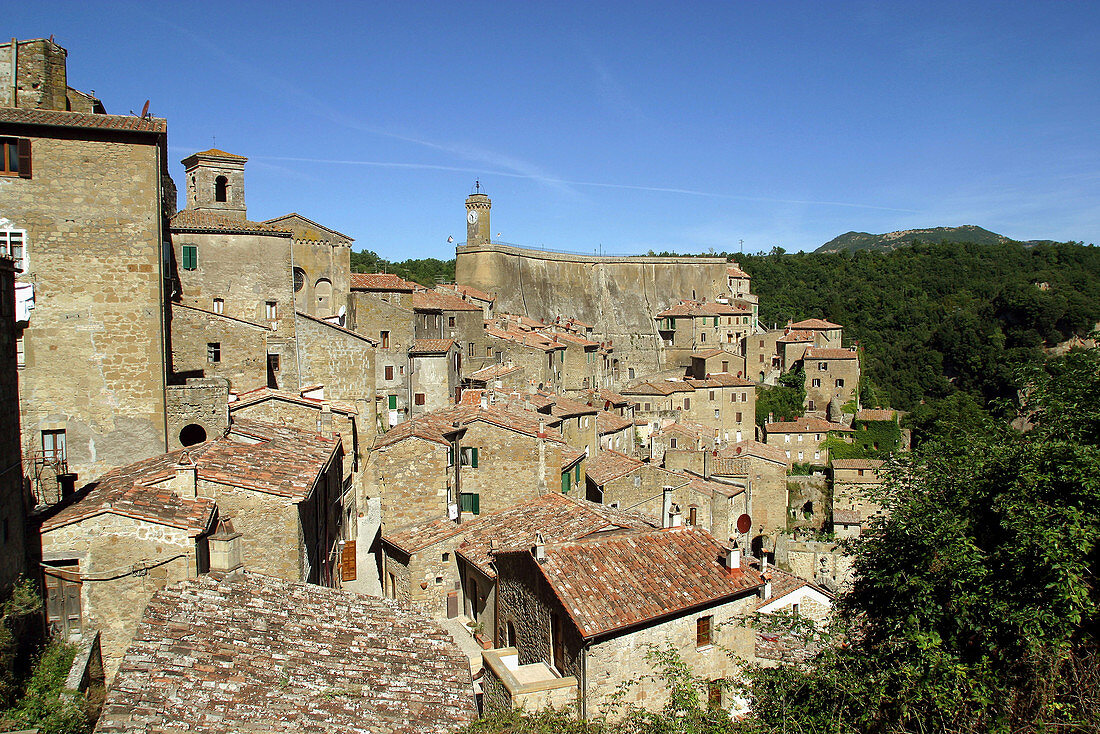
165,378,229,451
264,213,353,321
804,347,860,419
0,258,30,594
169,304,270,389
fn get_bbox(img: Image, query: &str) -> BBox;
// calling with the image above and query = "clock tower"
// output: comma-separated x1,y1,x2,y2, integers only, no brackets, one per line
465,183,491,246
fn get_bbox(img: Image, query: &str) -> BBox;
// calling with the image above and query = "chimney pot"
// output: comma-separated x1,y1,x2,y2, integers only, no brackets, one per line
724,545,741,570
533,532,546,562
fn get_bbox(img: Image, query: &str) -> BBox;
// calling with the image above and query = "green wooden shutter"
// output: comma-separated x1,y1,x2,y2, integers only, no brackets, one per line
388,394,397,410
181,245,197,270
561,471,570,494
470,447,478,468
574,464,581,482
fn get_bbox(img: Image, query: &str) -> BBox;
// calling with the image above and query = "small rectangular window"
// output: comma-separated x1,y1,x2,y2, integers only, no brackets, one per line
736,412,742,422
486,346,492,357
384,365,394,381
835,378,845,388
468,342,474,355
414,393,425,405
812,378,821,388
181,245,197,270
459,492,480,515
684,397,691,410
709,390,715,401
697,615,713,647
670,437,678,449
818,362,828,371
42,429,66,462
808,400,815,411
0,138,30,178
207,342,221,363
380,331,390,349
689,507,698,526
267,353,280,371
448,316,456,327
15,336,25,368
388,394,397,410
460,446,479,468
714,409,720,419
266,301,278,320
212,298,224,315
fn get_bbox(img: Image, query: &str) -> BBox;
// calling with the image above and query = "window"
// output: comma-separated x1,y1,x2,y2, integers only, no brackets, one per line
684,397,691,410
857,469,865,477
797,434,803,442
447,445,455,467
644,402,651,411
811,378,821,388
814,451,820,460
0,138,30,178
736,412,742,422
785,450,791,458
42,429,66,462
293,267,305,292
265,301,277,320
15,336,25,368
798,451,804,461
808,400,815,411
670,437,678,449
792,603,800,616
714,409,720,419
0,229,27,272
413,392,426,406
460,446,479,468
721,361,729,372
759,354,765,363
468,342,474,355
835,378,845,388
696,615,713,648
267,353,279,371
818,362,828,371
707,680,722,707
215,175,228,202
485,346,492,357
709,390,715,401
634,475,641,487
448,316,455,328
688,507,698,526
207,342,221,363
784,435,791,443
384,365,394,380
181,244,197,270
212,298,224,314
387,394,397,410
380,331,390,349
459,492,480,514
628,367,635,379
700,331,706,343
815,433,821,441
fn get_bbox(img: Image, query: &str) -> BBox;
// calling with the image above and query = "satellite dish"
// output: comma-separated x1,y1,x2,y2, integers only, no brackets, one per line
736,513,752,534
447,236,454,243
140,100,150,118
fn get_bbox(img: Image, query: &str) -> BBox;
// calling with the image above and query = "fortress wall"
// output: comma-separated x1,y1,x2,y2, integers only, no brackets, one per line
456,244,727,376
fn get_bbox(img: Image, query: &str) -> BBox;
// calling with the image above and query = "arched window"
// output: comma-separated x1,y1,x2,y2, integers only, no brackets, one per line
179,424,207,447
314,278,333,317
214,175,228,203
293,267,306,293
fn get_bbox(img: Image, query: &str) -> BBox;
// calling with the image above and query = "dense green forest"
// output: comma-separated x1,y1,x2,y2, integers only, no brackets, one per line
350,249,454,286
736,241,1100,425
465,348,1100,734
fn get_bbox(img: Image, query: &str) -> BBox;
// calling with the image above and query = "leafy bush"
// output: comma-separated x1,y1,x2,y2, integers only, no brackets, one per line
0,637,91,734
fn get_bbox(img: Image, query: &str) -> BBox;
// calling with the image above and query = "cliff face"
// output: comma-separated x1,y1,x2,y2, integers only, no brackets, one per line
456,244,728,377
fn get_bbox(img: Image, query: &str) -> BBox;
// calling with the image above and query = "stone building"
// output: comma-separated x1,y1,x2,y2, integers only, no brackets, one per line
655,299,755,368
688,348,747,381
411,288,483,355
263,212,353,321
465,362,528,391
483,321,565,392
764,416,852,467
0,257,31,594
169,151,301,393
803,346,860,419
2,39,172,495
596,411,634,454
485,527,764,718
830,458,886,538
379,493,659,639
435,282,496,319
711,441,791,556
37,418,344,675
348,272,419,427
95,572,476,734
410,338,461,413
754,566,834,666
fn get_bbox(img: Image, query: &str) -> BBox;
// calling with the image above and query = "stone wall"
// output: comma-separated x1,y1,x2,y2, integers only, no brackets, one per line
456,244,728,379
458,422,562,516
805,355,859,419
294,312,376,415
371,436,452,532
684,383,755,444
410,352,456,415
165,379,229,451
169,305,269,390
350,292,414,425
5,130,168,484
786,474,829,530
775,537,855,593
40,513,196,679
0,39,68,111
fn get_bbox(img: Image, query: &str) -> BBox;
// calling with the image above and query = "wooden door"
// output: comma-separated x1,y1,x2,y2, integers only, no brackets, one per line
44,564,81,638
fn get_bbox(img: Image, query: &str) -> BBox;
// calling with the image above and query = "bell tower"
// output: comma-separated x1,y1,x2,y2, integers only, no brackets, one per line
465,182,491,246
181,149,249,220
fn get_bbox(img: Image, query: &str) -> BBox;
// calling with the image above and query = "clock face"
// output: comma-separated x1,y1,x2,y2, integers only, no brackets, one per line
467,210,479,225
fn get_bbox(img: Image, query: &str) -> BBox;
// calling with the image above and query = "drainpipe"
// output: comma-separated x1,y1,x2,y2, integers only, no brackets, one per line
579,645,588,721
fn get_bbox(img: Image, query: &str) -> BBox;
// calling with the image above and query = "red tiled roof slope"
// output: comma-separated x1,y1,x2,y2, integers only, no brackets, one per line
170,209,292,236
0,107,166,133
349,273,418,291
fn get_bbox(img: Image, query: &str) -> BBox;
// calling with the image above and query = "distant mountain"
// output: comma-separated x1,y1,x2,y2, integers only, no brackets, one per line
815,225,1021,254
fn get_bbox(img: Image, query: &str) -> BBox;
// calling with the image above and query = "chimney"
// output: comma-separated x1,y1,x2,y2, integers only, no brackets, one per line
207,519,243,576
538,418,545,437
320,404,333,439
58,473,78,499
173,456,198,497
723,545,741,570
662,485,673,527
761,572,773,600
668,503,683,528
533,532,546,562
480,393,488,409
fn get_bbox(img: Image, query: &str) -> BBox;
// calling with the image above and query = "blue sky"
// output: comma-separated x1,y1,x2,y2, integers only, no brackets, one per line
11,1,1099,258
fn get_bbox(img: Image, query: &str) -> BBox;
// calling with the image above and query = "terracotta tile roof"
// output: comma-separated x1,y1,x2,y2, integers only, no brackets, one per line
436,283,495,302
263,213,353,242
295,310,378,344
499,313,551,330
467,363,524,381
685,374,755,388
804,347,858,360
764,417,851,434
485,325,564,352
621,380,692,396
412,290,483,312
170,209,292,236
349,272,418,291
790,318,842,330
39,452,216,536
561,445,586,469
0,107,166,133
684,474,745,499
188,148,247,160
383,518,466,556
777,329,817,343
597,412,633,435
553,331,601,348
586,450,645,486
508,527,763,638
583,389,635,408
653,421,712,440
410,338,456,354
716,440,789,465
692,349,727,359
856,409,897,422
96,573,476,734
727,263,751,278
656,300,748,318
561,317,594,329
40,421,336,533
831,458,885,470
231,387,358,416
756,565,832,610
535,391,598,418
374,403,566,450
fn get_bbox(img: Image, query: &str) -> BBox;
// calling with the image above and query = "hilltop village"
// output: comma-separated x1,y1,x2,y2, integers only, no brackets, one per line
0,39,903,729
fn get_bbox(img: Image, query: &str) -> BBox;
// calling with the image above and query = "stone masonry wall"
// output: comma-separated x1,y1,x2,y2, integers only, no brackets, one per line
5,132,168,483
169,305,269,390
196,480,302,581
165,379,229,451
371,436,451,532
40,513,195,680
458,422,562,517
456,245,728,379
0,259,28,594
